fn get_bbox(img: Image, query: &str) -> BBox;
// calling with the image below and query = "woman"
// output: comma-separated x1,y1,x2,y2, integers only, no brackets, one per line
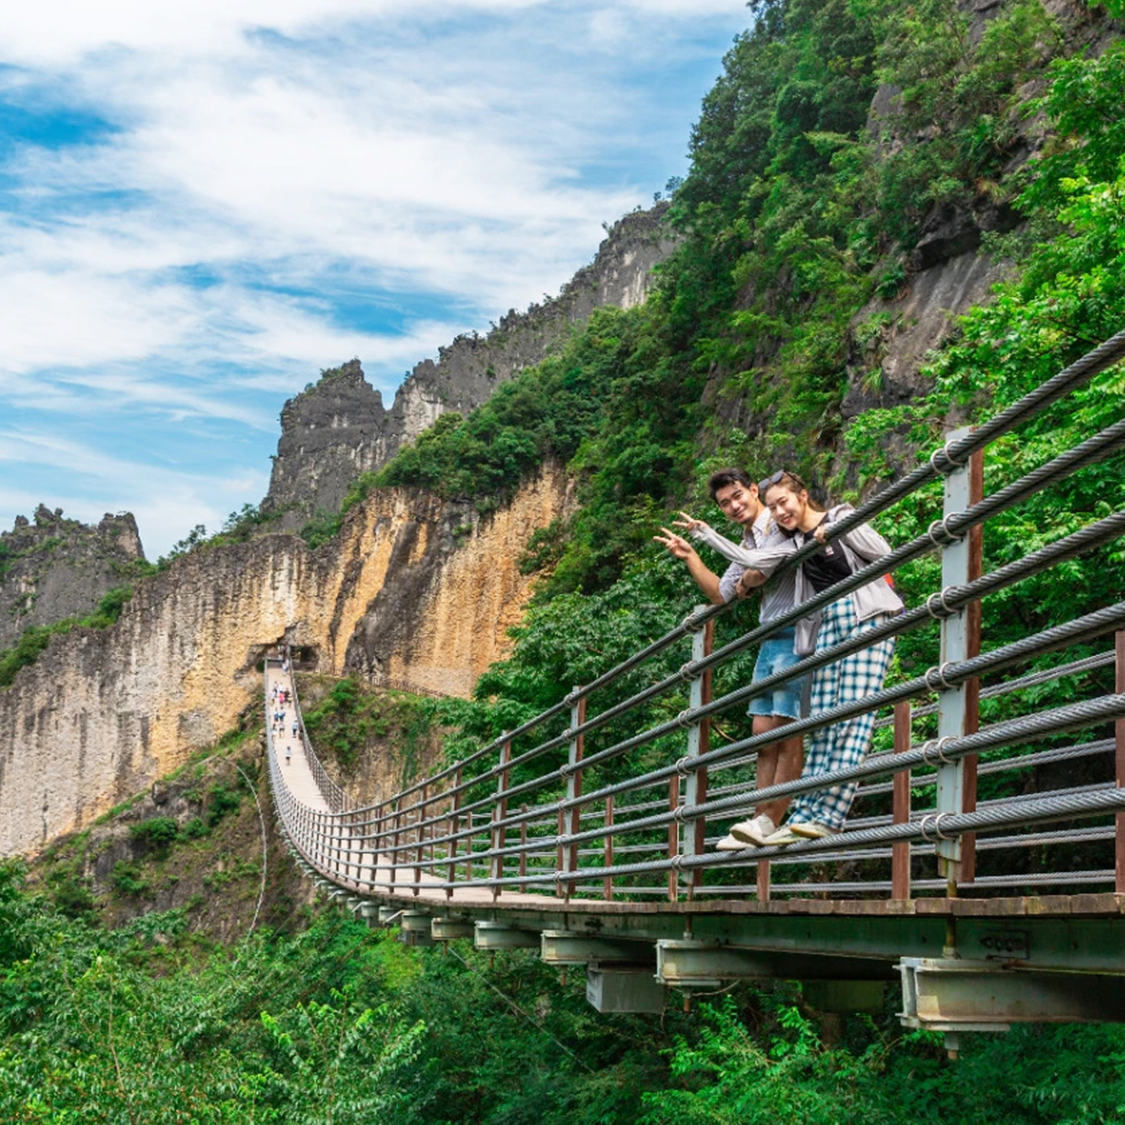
753,471,902,842
689,470,902,842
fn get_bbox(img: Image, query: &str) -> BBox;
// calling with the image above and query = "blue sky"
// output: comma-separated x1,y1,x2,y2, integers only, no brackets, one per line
0,0,750,557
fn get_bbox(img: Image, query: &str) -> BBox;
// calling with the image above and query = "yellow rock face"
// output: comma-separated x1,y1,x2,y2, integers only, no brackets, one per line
0,470,571,855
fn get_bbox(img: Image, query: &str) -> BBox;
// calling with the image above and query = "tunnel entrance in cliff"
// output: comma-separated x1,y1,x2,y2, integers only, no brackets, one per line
287,645,318,670
250,643,320,673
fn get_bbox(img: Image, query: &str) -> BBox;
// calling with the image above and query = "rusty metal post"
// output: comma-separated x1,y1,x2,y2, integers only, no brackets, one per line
566,694,586,898
603,796,615,901
518,804,528,894
389,798,401,890
446,767,462,900
1117,631,1125,893
491,735,511,897
680,613,713,898
892,700,913,900
413,783,427,896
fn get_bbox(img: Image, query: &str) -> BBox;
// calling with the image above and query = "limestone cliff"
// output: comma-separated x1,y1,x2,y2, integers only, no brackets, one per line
0,468,571,856
264,206,673,525
0,506,145,649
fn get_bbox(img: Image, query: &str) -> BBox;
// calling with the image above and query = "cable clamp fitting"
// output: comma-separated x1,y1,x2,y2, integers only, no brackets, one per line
924,662,958,693
676,709,696,731
925,587,960,620
672,804,690,823
554,835,567,849
930,439,968,476
927,513,966,549
918,813,954,843
669,853,686,872
920,736,957,766
675,755,693,778
682,611,705,634
679,661,700,683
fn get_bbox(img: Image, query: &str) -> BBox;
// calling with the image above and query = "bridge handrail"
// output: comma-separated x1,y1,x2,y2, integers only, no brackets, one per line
346,329,1125,821
345,404,1125,833
266,330,1125,905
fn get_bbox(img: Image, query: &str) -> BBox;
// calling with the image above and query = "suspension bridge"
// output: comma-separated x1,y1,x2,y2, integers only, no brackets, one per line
264,331,1125,1050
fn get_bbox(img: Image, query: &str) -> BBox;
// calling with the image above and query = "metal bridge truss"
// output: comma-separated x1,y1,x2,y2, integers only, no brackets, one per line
266,331,1125,1044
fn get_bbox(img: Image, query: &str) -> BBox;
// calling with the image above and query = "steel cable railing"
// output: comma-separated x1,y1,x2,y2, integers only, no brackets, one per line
345,332,1125,836
351,476,1125,851
266,331,1125,906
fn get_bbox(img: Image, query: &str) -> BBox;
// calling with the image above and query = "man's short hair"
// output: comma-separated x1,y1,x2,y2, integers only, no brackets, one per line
708,467,755,500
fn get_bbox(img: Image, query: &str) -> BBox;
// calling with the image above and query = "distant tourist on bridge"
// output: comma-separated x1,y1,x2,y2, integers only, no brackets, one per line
691,470,903,844
654,468,808,847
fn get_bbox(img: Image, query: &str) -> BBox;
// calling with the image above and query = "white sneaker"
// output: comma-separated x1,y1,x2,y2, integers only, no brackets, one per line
730,814,777,846
789,821,841,839
762,826,802,846
715,833,754,851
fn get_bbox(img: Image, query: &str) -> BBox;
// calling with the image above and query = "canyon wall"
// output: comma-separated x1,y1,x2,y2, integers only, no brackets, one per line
0,469,570,856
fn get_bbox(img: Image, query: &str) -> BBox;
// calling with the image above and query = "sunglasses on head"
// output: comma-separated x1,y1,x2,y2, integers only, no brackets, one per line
758,469,807,494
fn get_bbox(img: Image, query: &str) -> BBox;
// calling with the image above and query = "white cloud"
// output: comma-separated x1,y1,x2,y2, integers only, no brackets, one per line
0,0,750,554
0,427,271,555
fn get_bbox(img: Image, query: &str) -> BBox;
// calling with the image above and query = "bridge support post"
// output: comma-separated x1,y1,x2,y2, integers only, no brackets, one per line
933,431,983,891
680,612,714,899
899,957,1125,1031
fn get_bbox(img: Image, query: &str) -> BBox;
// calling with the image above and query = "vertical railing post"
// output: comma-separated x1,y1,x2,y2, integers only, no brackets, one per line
933,430,981,892
389,798,401,891
413,784,427,897
960,449,984,885
446,767,463,900
518,804,528,894
1116,630,1125,894
557,698,584,900
491,734,511,901
603,796,615,901
680,613,714,899
891,701,912,900
555,806,566,899
465,811,477,885
667,776,680,902
566,694,586,899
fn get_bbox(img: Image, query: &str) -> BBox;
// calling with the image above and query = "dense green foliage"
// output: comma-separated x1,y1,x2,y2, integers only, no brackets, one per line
4,862,1124,1124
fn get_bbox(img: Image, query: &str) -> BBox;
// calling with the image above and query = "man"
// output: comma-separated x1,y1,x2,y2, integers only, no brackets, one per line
654,468,806,848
